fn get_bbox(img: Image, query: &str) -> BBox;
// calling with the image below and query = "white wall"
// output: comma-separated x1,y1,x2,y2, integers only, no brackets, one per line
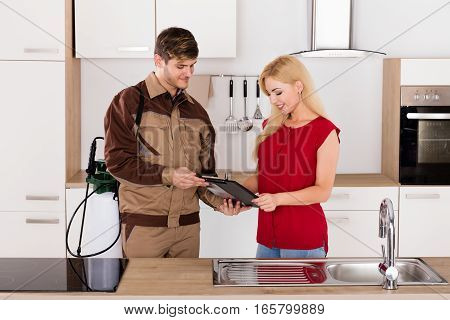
80,0,450,173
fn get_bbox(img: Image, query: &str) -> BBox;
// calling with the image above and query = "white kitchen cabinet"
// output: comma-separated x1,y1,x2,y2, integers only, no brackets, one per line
399,186,450,257
65,188,122,258
326,210,398,258
0,211,66,257
199,186,400,258
322,187,399,211
0,61,65,212
323,187,399,257
156,0,236,58
0,0,64,60
75,0,156,58
401,59,450,85
199,207,395,258
199,205,257,258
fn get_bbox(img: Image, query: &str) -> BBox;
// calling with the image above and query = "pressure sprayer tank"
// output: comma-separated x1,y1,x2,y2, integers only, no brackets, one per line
81,191,122,258
67,159,122,258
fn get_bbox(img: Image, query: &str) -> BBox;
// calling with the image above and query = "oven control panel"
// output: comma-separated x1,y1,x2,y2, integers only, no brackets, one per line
401,86,450,106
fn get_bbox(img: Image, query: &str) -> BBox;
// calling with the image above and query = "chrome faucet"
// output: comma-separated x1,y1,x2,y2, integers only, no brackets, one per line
378,198,399,290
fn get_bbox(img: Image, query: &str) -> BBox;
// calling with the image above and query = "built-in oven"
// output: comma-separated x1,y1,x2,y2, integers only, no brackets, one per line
400,86,450,185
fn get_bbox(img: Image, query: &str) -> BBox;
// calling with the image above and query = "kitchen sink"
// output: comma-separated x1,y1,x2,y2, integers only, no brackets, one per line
213,258,447,287
326,258,444,285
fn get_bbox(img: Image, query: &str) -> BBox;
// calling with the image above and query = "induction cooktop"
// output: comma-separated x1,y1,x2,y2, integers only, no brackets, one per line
0,258,128,292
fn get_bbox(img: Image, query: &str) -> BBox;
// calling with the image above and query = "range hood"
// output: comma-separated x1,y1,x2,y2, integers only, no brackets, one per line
292,0,385,58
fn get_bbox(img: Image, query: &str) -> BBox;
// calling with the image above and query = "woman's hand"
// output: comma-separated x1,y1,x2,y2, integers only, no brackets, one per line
252,193,279,212
217,198,252,216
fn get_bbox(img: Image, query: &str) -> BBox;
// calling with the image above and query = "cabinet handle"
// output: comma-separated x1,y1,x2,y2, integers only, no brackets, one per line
26,195,59,201
117,46,150,52
405,193,440,200
23,48,59,54
330,193,351,200
328,217,350,224
26,218,60,225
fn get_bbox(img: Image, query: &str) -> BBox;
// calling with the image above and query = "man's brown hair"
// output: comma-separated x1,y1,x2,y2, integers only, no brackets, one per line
154,27,199,62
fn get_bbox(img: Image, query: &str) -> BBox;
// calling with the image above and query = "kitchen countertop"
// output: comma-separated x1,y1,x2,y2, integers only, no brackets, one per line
1,258,449,299
66,170,399,188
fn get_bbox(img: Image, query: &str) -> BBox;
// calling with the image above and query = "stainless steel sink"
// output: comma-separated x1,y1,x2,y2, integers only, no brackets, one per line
326,258,445,285
213,258,447,287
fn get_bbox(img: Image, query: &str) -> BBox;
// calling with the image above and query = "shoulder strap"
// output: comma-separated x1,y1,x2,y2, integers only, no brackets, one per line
134,86,145,127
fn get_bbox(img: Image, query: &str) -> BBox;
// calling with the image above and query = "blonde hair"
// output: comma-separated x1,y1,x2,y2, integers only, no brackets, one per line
253,55,326,160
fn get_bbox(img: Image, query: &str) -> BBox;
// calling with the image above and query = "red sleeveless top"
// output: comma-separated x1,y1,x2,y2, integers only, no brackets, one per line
257,116,340,252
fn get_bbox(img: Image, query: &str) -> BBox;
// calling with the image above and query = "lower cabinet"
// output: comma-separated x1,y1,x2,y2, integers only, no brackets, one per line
199,207,258,258
0,211,65,257
399,186,450,257
199,208,398,258
326,210,399,258
62,185,450,258
325,187,399,257
198,186,400,258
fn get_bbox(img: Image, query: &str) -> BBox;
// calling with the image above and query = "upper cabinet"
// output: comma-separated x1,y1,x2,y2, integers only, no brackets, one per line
156,0,236,58
74,0,236,59
75,0,156,58
0,0,65,61
400,59,450,85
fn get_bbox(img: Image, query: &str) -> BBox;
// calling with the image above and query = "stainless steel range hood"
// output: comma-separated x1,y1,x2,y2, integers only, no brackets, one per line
292,0,385,58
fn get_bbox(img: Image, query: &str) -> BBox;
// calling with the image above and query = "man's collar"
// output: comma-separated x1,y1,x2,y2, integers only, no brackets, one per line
145,72,194,104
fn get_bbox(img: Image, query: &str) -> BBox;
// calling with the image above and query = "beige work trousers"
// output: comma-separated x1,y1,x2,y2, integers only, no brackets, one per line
121,223,200,258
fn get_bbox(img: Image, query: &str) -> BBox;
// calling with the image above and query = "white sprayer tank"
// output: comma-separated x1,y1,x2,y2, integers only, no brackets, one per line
68,191,122,258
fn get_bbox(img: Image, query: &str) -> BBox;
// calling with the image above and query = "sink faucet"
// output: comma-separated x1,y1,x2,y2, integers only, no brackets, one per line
378,198,399,290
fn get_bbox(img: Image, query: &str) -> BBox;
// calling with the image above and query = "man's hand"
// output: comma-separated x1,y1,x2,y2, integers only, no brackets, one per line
217,198,252,216
172,167,208,189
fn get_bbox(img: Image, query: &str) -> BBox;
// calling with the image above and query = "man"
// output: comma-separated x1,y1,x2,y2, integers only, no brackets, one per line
104,27,247,258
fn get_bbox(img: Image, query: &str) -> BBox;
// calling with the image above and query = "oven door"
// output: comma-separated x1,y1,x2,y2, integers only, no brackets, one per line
400,106,450,185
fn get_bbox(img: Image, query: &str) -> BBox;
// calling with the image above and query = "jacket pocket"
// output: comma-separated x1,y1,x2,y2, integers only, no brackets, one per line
139,114,171,165
179,118,203,172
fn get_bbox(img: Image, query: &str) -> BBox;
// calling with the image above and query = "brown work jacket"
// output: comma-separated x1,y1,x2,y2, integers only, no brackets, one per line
104,72,223,228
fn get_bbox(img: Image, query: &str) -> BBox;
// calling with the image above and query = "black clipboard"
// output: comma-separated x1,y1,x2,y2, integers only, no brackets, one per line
200,175,258,207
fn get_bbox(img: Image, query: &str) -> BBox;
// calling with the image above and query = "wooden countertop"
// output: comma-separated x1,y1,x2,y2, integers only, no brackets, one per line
1,258,448,299
114,258,449,297
66,170,399,188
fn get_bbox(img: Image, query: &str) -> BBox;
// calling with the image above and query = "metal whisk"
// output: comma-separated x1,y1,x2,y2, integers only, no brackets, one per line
253,79,263,120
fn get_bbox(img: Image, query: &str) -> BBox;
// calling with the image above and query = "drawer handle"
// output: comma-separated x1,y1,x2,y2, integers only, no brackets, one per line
406,113,450,120
26,218,60,225
405,193,440,200
23,48,59,54
26,195,59,201
117,46,150,52
328,217,350,224
330,193,351,200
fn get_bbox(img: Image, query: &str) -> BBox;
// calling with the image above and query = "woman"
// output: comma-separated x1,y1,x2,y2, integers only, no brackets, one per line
243,55,340,258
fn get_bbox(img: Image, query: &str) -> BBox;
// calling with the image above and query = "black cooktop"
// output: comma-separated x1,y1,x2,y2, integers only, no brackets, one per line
0,258,128,292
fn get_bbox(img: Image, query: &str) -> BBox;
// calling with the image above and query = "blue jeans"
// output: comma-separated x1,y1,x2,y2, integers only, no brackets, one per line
256,243,326,258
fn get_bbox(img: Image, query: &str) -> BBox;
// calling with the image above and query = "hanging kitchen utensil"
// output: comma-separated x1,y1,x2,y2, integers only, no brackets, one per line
253,79,263,120
225,79,238,133
238,79,253,131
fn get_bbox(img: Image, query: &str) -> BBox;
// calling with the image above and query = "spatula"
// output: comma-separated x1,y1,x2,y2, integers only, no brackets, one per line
225,79,238,133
